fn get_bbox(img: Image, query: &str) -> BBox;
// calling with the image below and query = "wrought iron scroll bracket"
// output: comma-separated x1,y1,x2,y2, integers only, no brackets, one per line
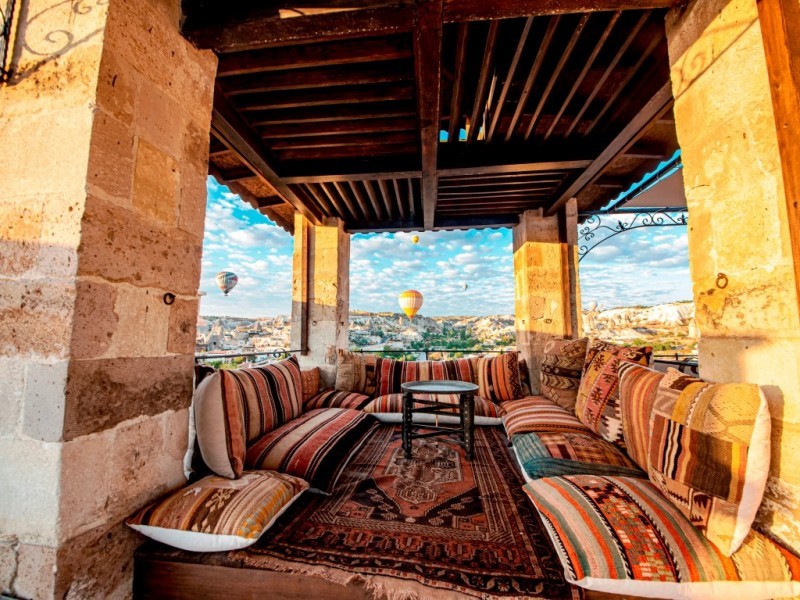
1,0,16,83
577,208,688,262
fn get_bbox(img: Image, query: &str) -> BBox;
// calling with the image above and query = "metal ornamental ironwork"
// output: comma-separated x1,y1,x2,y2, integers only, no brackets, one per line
577,207,688,262
1,0,15,82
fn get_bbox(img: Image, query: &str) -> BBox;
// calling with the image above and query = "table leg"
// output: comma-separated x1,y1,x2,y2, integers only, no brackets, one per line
464,392,475,460
402,390,412,459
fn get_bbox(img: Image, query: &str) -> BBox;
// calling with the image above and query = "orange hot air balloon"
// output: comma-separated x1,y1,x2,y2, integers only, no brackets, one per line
411,235,420,245
398,290,423,319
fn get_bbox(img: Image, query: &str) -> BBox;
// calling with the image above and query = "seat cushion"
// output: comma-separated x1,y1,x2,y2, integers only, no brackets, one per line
245,408,380,493
373,357,477,396
194,356,304,479
362,393,502,425
126,471,308,552
511,431,643,482
574,340,652,446
617,362,665,471
304,388,372,411
648,369,771,556
502,396,593,439
524,474,800,600
477,352,523,403
539,337,588,411
334,350,378,395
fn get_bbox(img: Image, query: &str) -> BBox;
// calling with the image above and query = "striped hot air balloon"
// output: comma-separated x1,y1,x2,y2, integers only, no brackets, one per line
216,271,238,296
398,290,423,319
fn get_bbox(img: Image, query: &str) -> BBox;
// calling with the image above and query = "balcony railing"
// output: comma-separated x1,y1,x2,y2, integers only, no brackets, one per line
195,349,298,364
351,348,505,360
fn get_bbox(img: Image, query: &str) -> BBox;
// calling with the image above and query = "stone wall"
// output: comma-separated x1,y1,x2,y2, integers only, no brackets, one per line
667,0,800,553
0,0,216,596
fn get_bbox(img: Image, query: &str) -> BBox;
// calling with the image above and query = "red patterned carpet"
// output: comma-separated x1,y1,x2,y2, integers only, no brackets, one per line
146,426,579,599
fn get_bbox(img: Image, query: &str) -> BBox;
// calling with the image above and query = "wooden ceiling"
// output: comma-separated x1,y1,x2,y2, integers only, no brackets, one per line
183,0,680,233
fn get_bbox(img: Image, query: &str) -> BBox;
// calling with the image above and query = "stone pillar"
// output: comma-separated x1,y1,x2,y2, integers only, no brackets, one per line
667,0,800,553
513,201,581,393
291,215,351,387
0,0,216,597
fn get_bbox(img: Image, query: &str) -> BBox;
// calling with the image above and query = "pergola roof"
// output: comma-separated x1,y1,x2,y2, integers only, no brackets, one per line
183,1,680,234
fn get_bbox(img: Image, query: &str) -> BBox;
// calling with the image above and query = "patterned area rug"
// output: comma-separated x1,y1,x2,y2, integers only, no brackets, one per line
145,426,579,599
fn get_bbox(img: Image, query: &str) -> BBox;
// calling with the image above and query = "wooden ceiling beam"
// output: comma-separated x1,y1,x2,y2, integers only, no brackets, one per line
433,214,519,229
547,80,674,216
363,180,387,221
184,6,414,53
393,179,407,220
621,141,671,160
443,0,673,22
378,179,396,220
440,178,563,189
234,83,414,111
269,131,417,150
211,87,322,225
248,102,416,126
276,143,417,161
466,20,499,143
447,23,469,142
283,170,421,184
260,116,416,138
346,180,374,220
414,0,444,230
438,158,591,177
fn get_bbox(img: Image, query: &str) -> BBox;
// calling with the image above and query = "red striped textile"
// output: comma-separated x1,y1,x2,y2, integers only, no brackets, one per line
374,357,477,397
363,393,502,419
304,388,372,411
477,352,523,403
246,408,380,493
617,362,664,471
502,396,593,439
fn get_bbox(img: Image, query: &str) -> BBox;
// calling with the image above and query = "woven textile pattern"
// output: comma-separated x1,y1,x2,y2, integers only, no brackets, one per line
618,363,665,471
304,388,372,411
525,475,800,597
649,369,770,556
502,396,593,439
513,432,644,480
246,408,380,493
574,340,652,446
300,368,320,404
334,350,379,395
477,352,523,403
363,392,501,418
374,357,477,397
540,338,588,411
128,471,308,538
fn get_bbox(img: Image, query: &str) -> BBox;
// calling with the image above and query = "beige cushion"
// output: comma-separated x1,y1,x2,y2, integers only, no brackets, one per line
334,350,378,395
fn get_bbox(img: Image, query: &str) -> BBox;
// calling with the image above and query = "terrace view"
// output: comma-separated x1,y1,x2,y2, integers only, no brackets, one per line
1,1,800,599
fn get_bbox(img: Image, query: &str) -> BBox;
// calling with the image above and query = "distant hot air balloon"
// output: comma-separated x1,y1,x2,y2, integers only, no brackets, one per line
462,282,468,291
216,271,238,296
411,235,420,245
398,290,423,319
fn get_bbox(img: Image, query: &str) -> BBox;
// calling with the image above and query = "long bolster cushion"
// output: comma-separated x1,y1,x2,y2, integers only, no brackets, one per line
362,393,503,426
524,474,800,600
245,408,380,493
502,396,593,439
304,388,372,411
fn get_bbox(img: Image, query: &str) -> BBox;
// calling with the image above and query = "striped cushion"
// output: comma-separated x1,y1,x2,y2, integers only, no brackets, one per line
477,352,523,403
246,408,380,493
194,357,304,479
512,432,643,481
502,396,593,439
334,350,378,395
575,340,652,446
618,362,664,471
524,475,800,600
363,393,502,420
374,357,477,397
305,388,371,411
649,369,771,556
539,338,588,411
300,368,320,403
126,471,308,552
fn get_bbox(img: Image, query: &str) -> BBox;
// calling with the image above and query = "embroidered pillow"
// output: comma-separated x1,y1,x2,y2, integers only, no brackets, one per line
300,368,320,404
574,340,652,445
618,362,665,471
334,350,378,395
477,352,523,403
648,368,771,556
539,338,588,411
126,471,308,552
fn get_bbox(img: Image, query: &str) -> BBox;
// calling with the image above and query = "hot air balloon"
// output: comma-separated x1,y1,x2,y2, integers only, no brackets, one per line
398,290,423,319
216,271,238,296
411,235,420,245
462,282,468,291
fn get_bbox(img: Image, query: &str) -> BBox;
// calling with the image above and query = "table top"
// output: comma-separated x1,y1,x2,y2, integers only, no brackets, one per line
401,380,479,394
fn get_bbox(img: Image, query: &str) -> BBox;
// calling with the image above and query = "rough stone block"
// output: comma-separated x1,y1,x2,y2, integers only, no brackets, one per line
0,540,16,593
14,543,57,600
59,431,112,541
22,360,68,442
134,78,186,160
161,408,190,488
63,355,194,440
106,284,171,358
178,166,208,239
167,297,199,354
88,110,135,206
132,139,180,226
70,279,119,360
95,47,136,126
183,118,210,176
0,358,24,438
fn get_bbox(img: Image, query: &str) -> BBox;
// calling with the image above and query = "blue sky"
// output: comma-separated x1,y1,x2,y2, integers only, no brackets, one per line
199,177,692,317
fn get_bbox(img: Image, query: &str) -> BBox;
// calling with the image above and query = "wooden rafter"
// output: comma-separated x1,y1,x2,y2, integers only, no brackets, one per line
442,0,673,22
234,83,414,111
466,21,499,143
447,23,469,142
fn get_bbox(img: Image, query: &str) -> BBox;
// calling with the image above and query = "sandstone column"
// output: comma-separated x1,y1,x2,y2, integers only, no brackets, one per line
0,0,216,596
291,215,351,386
667,0,800,553
513,201,582,393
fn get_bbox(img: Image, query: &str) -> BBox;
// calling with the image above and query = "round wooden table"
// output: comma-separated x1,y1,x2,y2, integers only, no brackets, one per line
400,380,479,460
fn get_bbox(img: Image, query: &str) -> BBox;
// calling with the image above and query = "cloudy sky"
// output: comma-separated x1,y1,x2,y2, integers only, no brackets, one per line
199,177,692,317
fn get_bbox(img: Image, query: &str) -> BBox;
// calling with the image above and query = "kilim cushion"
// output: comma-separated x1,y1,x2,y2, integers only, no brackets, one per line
511,431,644,482
502,396,593,439
373,357,477,397
300,367,320,404
362,393,503,425
574,340,652,446
618,362,665,471
126,471,308,552
524,474,800,600
648,368,771,556
334,350,378,395
476,352,523,403
194,356,304,479
304,388,372,411
539,338,588,411
246,408,380,493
